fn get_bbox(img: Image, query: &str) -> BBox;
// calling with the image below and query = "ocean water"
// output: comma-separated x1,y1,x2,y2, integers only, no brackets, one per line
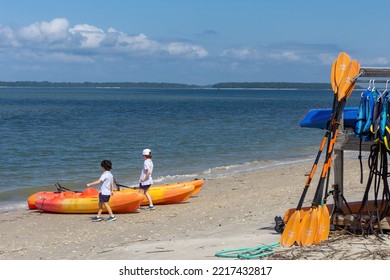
0,87,361,211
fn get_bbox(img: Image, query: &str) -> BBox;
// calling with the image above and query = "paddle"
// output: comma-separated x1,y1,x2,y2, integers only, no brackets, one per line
114,180,138,190
309,101,345,245
296,55,351,245
300,60,360,246
300,100,345,246
313,54,355,244
280,52,351,247
55,182,82,193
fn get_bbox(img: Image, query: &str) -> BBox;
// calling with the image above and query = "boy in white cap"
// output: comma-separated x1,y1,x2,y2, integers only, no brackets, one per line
139,148,154,210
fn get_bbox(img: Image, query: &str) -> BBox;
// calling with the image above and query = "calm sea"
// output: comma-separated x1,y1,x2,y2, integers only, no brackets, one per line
0,87,361,211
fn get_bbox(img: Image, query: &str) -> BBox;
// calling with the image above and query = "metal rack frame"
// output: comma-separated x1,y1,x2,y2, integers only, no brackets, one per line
332,66,390,228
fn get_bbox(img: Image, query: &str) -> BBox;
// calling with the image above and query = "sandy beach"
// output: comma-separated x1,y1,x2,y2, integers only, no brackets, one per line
1,157,389,260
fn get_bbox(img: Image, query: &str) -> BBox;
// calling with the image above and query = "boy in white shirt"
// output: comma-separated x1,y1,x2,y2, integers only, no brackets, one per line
87,160,116,221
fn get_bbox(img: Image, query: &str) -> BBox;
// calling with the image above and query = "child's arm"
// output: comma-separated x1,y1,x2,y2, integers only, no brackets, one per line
86,179,102,187
141,168,151,182
110,179,114,195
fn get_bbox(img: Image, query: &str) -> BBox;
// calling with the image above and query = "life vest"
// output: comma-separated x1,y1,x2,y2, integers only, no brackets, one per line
354,89,379,141
370,93,384,142
380,92,390,150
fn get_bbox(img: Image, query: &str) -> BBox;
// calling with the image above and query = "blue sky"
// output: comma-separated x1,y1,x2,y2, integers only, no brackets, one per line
0,0,389,85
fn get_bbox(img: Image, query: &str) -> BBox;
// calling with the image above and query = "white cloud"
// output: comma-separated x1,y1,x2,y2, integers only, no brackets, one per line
18,18,69,43
69,23,105,48
364,57,389,65
0,25,19,47
220,43,343,66
166,42,208,58
267,51,301,62
0,17,209,61
318,53,335,65
116,33,160,52
221,47,303,62
42,52,95,63
220,47,258,60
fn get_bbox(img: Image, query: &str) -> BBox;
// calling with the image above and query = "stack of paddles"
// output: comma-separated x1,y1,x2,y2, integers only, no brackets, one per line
280,52,361,246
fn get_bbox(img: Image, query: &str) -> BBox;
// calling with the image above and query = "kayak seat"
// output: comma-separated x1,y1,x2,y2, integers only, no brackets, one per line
82,187,99,197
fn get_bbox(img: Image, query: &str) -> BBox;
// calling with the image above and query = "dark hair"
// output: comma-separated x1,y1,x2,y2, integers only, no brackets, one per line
101,160,112,171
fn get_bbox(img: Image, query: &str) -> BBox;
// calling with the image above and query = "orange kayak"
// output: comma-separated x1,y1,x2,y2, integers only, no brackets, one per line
33,187,143,214
28,191,62,210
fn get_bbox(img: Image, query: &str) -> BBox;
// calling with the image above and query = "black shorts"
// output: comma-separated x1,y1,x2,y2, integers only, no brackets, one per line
99,193,111,203
139,183,151,191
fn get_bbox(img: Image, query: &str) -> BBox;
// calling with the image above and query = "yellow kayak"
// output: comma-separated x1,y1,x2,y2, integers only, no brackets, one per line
122,182,195,205
186,178,204,195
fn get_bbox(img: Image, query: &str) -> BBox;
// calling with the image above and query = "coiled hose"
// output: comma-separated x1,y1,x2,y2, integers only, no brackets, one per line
215,242,279,259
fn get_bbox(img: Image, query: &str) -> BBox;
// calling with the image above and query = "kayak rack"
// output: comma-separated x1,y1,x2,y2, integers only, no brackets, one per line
332,65,390,230
353,67,390,84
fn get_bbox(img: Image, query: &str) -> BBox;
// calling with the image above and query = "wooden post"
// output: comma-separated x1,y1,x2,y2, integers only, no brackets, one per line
332,112,345,213
333,148,344,212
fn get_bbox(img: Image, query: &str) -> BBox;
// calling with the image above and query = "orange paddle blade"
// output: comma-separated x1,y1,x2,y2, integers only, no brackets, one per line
295,210,309,246
338,59,361,101
313,206,325,244
330,60,337,93
283,206,311,224
319,204,330,242
280,210,301,247
344,60,361,99
300,208,318,246
334,52,351,93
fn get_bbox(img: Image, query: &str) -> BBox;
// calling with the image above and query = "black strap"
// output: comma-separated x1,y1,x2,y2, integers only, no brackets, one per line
358,138,363,184
55,182,82,193
114,180,138,190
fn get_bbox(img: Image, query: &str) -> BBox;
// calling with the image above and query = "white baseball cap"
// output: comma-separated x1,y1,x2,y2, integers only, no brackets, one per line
142,148,151,156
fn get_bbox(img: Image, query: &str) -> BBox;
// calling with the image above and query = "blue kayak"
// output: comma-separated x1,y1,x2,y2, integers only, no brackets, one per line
300,107,358,129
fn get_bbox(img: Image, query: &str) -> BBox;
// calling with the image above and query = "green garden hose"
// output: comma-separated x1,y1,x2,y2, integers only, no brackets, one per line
215,242,279,259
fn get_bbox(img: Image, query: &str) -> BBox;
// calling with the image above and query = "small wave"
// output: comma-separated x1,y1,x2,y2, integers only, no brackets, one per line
113,173,203,188
200,157,315,179
0,201,28,213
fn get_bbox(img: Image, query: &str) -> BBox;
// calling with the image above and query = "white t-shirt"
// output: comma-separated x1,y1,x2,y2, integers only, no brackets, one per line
99,171,113,195
139,159,153,186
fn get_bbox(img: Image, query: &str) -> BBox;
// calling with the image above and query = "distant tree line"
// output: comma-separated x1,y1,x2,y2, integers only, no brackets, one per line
0,81,334,89
0,81,201,88
212,82,331,89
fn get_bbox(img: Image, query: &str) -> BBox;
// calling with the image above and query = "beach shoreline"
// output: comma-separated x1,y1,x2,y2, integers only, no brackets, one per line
1,157,389,260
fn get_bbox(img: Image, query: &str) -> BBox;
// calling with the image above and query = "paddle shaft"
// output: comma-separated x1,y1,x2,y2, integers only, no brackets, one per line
114,180,138,189
55,182,82,193
299,99,346,246
295,95,338,211
311,99,346,207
